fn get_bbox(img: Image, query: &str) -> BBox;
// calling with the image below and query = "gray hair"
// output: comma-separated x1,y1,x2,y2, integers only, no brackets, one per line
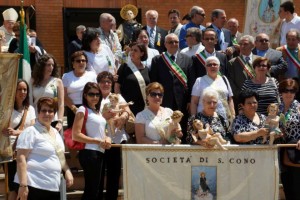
239,35,255,45
286,29,300,40
187,27,202,43
76,25,86,32
99,13,113,24
205,56,220,66
145,10,159,18
201,87,219,103
211,9,225,21
190,6,204,18
165,33,178,41
227,18,239,26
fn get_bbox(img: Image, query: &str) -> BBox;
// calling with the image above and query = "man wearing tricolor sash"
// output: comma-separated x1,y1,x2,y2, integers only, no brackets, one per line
227,35,260,113
189,28,228,87
149,33,192,143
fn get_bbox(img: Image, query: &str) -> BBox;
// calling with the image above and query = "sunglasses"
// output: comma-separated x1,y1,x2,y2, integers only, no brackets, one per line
256,64,268,68
87,92,101,97
197,13,206,17
40,109,54,114
166,40,179,44
258,39,269,43
282,89,296,94
74,59,87,63
149,92,164,98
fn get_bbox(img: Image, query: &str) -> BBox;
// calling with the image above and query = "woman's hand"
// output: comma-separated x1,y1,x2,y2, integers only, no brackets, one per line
55,122,63,132
17,186,29,200
257,128,269,138
102,111,116,121
172,128,183,138
65,169,74,188
2,127,19,136
100,137,112,149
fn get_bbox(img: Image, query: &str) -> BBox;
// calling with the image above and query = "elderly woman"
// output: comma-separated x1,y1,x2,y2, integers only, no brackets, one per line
115,42,150,115
72,82,111,200
15,97,73,200
278,78,300,199
62,51,97,128
30,54,64,132
241,57,280,115
133,29,159,69
82,27,116,76
187,88,230,145
135,82,181,144
231,89,269,144
190,56,235,123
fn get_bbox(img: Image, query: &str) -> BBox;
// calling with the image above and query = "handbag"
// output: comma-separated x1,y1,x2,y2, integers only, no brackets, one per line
124,111,135,134
64,106,88,150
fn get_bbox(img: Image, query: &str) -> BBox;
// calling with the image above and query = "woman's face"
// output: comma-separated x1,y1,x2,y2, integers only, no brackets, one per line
242,96,258,115
90,37,100,52
205,61,220,78
72,55,87,73
147,89,163,106
281,86,296,103
15,81,27,102
202,96,218,116
130,45,144,62
44,58,54,77
254,60,269,76
99,78,113,96
85,88,101,107
38,104,55,125
137,31,149,46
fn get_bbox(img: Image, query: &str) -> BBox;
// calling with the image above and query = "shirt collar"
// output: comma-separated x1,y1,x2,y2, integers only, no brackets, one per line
167,51,178,58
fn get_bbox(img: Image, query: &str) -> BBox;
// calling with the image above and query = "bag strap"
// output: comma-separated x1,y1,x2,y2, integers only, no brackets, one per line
81,106,88,135
13,108,28,130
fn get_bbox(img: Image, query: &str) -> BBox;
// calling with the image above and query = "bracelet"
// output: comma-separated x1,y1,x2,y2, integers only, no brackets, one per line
19,185,28,187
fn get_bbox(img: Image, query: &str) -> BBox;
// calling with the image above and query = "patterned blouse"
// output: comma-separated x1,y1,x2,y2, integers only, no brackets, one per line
231,113,266,144
186,112,230,144
279,100,300,142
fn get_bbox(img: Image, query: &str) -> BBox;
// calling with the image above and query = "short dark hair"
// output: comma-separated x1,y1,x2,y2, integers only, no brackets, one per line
81,28,99,51
182,13,191,21
129,42,148,61
211,9,225,21
279,78,299,93
238,89,259,105
70,50,88,63
202,28,217,39
252,57,271,69
37,97,58,114
132,29,149,43
168,9,180,17
82,82,102,112
280,1,294,14
97,71,114,84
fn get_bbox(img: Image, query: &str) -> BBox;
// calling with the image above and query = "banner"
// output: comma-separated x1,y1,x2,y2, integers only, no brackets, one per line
0,53,21,162
122,145,279,200
244,0,290,48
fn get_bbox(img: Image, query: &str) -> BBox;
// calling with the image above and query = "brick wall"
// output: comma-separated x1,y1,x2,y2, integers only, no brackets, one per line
3,0,300,71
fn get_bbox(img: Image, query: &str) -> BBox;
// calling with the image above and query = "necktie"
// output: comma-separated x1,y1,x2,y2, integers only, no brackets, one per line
245,56,250,63
170,55,175,61
217,29,222,46
149,28,155,48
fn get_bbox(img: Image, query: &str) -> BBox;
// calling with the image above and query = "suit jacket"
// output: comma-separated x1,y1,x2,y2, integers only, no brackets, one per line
149,52,192,111
252,48,287,79
189,51,228,88
207,25,233,51
142,26,167,54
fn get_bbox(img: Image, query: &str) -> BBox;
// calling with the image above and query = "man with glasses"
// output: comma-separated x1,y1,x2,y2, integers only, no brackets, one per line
179,6,206,50
150,33,192,143
180,27,204,57
252,33,287,80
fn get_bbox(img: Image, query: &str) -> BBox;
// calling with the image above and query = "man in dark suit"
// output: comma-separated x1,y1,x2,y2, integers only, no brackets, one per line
189,28,228,88
227,35,260,113
150,33,192,143
207,9,234,57
252,33,287,80
142,10,167,53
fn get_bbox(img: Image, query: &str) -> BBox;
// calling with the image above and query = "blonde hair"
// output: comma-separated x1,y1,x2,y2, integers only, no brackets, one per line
109,93,119,101
171,110,183,120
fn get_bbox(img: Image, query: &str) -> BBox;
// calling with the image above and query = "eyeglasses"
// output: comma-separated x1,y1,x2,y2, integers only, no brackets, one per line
282,89,297,94
256,64,268,68
149,92,164,98
87,92,101,97
40,109,55,114
205,100,217,105
166,40,179,44
206,63,219,67
74,59,87,63
258,39,269,43
185,34,192,38
100,80,112,84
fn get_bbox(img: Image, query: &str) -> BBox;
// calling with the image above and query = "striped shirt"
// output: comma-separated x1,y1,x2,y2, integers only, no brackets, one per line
241,77,280,115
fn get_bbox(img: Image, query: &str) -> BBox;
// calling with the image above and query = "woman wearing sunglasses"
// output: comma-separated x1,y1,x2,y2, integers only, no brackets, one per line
135,82,181,144
72,82,111,200
278,78,300,200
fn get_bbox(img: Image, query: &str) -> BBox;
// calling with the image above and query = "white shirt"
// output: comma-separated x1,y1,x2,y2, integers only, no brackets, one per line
143,47,159,69
181,43,205,57
62,71,97,105
280,15,300,45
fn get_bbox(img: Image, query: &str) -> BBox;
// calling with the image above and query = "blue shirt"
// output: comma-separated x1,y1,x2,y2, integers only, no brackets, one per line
179,22,205,49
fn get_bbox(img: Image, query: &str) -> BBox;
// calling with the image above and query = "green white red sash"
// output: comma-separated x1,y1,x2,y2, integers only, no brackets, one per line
236,56,256,78
195,51,222,75
283,45,300,71
162,52,187,89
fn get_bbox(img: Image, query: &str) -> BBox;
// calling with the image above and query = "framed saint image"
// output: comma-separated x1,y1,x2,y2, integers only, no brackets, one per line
191,166,217,200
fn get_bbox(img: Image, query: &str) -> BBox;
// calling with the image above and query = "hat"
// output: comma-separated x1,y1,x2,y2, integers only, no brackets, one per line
120,4,138,20
2,8,18,22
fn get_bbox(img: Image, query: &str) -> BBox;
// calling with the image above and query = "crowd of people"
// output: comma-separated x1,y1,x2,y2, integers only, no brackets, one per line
1,1,300,200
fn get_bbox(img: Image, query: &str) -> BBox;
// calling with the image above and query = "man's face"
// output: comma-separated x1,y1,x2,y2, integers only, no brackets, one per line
278,7,288,19
101,16,114,32
286,32,300,50
227,21,238,35
192,10,205,26
185,32,197,47
3,20,15,32
169,13,180,29
202,31,217,49
146,12,158,28
213,12,227,29
239,38,254,56
255,34,270,51
165,35,179,54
